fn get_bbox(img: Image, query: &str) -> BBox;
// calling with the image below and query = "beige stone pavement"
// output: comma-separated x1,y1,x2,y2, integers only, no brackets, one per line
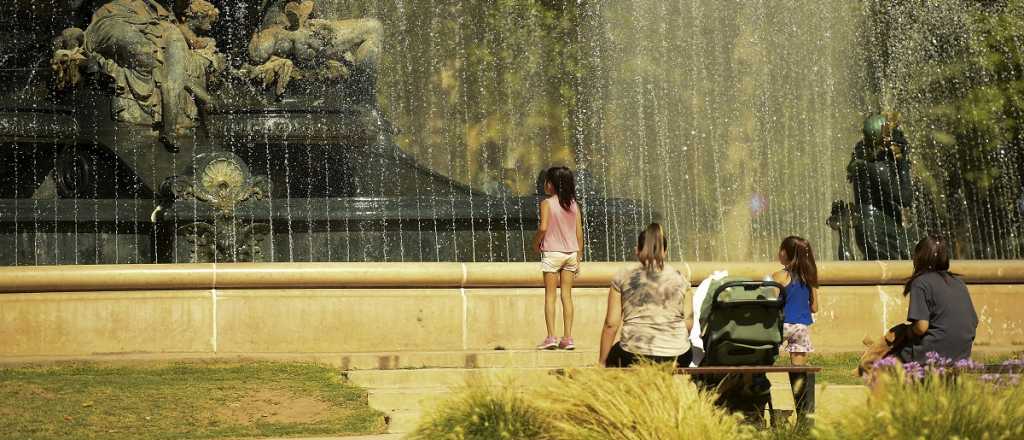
255,435,403,440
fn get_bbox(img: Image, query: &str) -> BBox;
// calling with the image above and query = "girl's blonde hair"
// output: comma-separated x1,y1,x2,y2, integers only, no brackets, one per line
637,223,668,272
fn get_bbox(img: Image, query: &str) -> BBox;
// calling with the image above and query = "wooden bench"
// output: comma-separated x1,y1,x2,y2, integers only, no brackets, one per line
979,364,1024,374
675,365,822,426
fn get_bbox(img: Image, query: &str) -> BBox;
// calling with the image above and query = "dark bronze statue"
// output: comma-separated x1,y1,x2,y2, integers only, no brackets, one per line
50,0,223,150
845,113,916,260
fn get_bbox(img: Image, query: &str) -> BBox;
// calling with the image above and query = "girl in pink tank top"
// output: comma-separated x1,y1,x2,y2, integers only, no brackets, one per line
532,167,584,350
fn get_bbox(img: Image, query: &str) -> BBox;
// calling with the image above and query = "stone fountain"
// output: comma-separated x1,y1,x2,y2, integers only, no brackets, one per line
0,0,642,264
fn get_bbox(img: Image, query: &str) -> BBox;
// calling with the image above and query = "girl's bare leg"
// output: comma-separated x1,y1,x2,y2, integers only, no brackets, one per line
559,270,574,338
791,352,808,365
544,272,559,337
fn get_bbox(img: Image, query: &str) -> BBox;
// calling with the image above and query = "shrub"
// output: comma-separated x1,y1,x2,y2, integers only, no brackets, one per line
533,364,756,440
412,364,756,440
816,358,1024,440
409,377,552,440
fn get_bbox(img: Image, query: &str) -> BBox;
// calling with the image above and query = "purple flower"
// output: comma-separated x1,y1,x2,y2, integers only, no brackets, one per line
954,358,984,371
925,351,953,367
903,362,926,380
873,356,900,369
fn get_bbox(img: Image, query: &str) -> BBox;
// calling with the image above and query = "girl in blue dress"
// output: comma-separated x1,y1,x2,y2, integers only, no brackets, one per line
771,236,820,365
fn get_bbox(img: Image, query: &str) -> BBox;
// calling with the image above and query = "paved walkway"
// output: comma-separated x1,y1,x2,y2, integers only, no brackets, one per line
255,435,403,440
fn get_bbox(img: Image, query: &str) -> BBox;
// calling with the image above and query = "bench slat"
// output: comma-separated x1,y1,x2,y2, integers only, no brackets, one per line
675,366,821,374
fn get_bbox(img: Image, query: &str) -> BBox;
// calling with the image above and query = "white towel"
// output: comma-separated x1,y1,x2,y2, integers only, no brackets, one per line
689,270,729,367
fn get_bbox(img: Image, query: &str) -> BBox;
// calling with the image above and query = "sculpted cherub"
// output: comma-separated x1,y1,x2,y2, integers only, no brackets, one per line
246,0,382,95
51,27,88,90
178,0,225,108
178,0,220,51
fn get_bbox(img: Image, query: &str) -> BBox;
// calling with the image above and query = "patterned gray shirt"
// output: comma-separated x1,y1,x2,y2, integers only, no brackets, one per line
611,264,692,357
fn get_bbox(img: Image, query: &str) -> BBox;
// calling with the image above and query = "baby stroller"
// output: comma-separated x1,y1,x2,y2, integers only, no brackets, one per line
693,277,786,424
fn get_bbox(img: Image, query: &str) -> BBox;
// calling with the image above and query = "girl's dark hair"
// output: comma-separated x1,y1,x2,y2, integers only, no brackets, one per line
637,223,668,272
904,234,955,296
780,236,819,288
544,166,577,210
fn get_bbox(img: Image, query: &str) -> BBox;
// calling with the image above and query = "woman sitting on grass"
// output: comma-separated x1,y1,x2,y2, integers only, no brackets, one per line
899,234,978,364
599,223,692,367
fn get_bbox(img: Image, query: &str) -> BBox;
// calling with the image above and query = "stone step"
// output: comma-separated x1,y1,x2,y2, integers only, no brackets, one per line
347,366,560,389
385,408,423,434
340,349,597,370
369,387,450,411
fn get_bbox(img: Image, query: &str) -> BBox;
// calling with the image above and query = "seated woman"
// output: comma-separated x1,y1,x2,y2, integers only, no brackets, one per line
599,223,692,367
899,234,978,363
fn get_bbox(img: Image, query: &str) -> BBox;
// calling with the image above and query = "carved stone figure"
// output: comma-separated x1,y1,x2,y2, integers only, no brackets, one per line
168,152,272,262
49,0,222,150
846,113,915,260
179,0,225,110
51,28,88,90
177,0,219,51
245,0,382,95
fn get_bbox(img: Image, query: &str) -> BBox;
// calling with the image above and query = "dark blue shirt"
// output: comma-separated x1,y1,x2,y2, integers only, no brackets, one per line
783,276,814,325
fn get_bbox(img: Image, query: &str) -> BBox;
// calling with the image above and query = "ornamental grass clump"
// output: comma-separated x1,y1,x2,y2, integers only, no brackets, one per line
411,364,756,440
409,377,551,440
817,355,1024,440
533,363,756,440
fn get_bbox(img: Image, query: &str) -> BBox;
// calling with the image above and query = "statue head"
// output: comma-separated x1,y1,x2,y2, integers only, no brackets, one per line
183,0,219,33
862,114,886,148
284,0,314,30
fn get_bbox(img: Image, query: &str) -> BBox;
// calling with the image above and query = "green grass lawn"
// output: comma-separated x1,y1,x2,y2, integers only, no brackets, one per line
0,361,385,440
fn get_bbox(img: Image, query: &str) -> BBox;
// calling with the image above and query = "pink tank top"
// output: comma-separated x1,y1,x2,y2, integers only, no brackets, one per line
541,197,580,253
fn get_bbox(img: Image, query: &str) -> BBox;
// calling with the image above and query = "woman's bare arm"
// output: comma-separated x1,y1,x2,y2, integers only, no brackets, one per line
598,287,622,366
912,319,929,336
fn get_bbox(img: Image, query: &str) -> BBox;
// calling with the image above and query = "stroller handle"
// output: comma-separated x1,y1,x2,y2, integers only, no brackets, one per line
710,280,787,308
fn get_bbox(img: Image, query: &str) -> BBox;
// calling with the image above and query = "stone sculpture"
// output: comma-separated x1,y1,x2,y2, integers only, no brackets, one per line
168,152,272,262
845,113,915,260
50,0,224,150
244,0,383,95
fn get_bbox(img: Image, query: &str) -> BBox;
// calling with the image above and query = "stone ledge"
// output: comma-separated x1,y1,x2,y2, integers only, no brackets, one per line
2,260,1022,293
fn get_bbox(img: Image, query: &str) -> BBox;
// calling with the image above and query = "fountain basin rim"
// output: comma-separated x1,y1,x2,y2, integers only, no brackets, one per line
1,260,1022,293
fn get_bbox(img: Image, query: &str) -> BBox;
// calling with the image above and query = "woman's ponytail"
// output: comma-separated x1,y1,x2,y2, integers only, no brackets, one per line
637,223,668,272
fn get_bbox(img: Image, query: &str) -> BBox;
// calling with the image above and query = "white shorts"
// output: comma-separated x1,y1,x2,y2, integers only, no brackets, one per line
540,251,579,273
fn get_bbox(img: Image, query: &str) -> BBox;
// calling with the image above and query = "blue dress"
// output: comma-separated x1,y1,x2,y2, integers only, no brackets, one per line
782,274,813,325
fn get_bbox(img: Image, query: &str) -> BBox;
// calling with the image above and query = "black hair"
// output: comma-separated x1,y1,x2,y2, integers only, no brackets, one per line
904,234,957,296
544,166,576,211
